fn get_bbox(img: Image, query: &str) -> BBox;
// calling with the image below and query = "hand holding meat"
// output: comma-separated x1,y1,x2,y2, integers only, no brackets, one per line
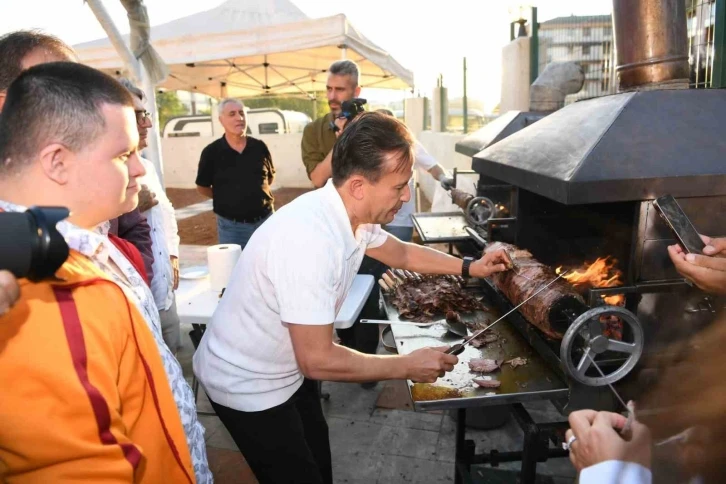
404,346,459,383
566,410,651,472
469,249,512,278
668,243,726,295
0,270,20,316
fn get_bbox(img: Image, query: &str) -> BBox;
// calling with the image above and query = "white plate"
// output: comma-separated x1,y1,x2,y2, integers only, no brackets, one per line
180,266,209,280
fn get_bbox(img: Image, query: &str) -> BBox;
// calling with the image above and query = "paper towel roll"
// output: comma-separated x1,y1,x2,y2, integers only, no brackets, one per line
207,244,242,292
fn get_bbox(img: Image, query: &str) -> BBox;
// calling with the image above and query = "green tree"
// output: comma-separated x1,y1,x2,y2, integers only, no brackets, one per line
243,96,329,119
155,91,189,130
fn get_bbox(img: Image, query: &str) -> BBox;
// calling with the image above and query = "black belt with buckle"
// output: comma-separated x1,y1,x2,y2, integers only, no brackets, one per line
223,212,271,224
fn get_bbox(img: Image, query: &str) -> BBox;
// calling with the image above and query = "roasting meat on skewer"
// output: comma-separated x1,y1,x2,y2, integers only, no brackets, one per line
484,241,585,339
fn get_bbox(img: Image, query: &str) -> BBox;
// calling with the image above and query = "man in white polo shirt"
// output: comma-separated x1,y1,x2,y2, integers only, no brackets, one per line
193,112,511,484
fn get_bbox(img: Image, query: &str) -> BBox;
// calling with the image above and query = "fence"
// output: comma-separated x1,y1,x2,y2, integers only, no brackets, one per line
687,0,717,88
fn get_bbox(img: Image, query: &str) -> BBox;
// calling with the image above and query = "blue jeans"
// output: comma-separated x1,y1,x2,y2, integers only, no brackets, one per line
384,225,414,242
216,214,270,250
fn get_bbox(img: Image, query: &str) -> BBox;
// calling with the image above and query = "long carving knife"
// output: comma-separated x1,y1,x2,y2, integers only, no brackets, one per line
445,270,569,355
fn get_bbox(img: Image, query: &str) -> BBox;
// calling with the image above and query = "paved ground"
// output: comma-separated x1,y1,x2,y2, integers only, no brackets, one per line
177,247,577,484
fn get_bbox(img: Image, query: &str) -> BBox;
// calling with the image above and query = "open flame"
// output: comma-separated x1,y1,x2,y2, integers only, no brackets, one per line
556,257,625,306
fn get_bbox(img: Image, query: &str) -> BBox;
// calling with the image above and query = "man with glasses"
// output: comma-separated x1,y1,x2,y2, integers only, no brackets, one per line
119,78,182,355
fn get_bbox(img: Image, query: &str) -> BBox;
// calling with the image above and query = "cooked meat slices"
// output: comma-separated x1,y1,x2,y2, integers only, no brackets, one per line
389,275,486,322
506,357,528,368
468,358,502,373
473,378,501,388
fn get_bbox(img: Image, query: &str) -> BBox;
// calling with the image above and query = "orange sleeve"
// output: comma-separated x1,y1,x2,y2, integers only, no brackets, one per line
0,283,146,483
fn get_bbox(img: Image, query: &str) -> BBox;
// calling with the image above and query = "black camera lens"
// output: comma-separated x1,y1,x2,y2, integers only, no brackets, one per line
0,207,70,281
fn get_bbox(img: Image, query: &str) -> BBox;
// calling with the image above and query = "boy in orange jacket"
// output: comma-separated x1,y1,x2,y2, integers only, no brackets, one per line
0,62,210,482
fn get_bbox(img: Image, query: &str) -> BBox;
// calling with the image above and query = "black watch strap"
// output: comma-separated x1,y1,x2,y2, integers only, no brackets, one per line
461,256,474,279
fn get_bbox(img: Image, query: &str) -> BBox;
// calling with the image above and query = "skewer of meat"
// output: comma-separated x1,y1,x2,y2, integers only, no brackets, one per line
483,241,585,339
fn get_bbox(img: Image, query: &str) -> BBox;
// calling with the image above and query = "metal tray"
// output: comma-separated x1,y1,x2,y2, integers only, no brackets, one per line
383,289,569,411
411,212,471,244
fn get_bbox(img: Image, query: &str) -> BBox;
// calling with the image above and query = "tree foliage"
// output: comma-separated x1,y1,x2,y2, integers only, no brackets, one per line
243,96,329,119
155,91,189,130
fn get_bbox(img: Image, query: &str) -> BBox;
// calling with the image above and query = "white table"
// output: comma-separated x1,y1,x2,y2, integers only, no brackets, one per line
177,268,376,407
176,269,375,328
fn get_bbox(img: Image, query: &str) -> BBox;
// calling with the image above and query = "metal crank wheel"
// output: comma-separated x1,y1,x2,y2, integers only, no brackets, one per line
560,306,644,386
465,196,495,228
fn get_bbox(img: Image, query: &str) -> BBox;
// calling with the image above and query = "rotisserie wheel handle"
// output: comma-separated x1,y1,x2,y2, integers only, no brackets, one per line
465,196,496,228
560,305,644,386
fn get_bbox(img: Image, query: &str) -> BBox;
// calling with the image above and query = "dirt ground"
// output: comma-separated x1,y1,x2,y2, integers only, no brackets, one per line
168,188,313,245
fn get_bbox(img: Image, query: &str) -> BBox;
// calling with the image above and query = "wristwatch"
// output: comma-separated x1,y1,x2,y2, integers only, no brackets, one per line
461,256,474,279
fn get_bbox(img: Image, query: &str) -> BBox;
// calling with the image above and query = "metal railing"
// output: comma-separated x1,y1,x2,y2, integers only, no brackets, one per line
687,0,717,88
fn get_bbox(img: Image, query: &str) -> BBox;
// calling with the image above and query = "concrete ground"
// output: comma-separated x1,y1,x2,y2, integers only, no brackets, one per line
177,246,577,484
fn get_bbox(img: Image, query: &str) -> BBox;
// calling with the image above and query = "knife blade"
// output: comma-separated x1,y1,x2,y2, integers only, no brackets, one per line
445,269,570,355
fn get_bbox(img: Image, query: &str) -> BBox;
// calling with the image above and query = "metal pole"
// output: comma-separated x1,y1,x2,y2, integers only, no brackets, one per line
85,0,164,185
439,74,445,132
530,7,539,84
714,0,726,87
84,0,142,82
510,22,515,41
141,68,165,185
462,57,468,134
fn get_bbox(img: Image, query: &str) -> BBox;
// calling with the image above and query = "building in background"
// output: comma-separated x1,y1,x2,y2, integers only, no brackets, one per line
537,14,616,104
535,1,716,104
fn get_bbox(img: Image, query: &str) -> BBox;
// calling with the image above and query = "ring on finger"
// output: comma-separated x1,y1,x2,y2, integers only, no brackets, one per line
562,435,577,451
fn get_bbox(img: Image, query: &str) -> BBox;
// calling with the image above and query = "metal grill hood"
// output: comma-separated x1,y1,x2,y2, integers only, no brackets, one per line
471,88,726,205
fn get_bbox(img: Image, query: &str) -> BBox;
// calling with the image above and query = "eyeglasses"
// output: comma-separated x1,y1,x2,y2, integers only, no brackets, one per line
135,110,151,123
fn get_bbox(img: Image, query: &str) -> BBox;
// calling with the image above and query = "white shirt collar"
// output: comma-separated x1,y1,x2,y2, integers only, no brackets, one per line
320,179,360,259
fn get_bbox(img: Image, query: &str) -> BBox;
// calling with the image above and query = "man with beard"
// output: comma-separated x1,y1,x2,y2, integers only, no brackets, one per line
300,60,386,369
195,111,511,484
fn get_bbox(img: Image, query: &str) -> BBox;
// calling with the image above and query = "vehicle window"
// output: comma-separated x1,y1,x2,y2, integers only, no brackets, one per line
258,123,279,134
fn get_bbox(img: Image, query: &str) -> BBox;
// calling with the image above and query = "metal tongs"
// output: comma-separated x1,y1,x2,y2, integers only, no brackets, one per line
445,270,570,355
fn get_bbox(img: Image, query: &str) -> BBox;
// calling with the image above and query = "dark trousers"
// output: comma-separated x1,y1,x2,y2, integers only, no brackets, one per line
337,255,387,355
209,379,332,484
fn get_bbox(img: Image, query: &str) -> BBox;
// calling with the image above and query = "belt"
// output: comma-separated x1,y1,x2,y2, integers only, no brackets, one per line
221,212,271,224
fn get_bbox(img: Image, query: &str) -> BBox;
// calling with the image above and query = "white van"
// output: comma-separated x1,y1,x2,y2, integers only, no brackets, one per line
163,108,311,138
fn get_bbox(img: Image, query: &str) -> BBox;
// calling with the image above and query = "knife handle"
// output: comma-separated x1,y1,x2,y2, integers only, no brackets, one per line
445,343,466,355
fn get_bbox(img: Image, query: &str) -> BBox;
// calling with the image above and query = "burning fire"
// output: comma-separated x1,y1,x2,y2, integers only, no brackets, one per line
556,257,625,306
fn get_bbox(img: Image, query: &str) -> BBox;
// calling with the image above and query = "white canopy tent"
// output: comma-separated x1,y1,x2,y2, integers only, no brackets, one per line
75,0,414,100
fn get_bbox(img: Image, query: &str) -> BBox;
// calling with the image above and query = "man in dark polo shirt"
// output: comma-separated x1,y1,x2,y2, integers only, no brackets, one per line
196,98,275,249
300,60,383,372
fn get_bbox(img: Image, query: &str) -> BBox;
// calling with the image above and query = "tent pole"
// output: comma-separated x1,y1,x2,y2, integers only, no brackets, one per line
84,0,142,81
85,0,165,187
141,69,165,185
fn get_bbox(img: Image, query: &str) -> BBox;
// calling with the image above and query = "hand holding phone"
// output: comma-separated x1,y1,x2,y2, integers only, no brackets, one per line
653,195,705,254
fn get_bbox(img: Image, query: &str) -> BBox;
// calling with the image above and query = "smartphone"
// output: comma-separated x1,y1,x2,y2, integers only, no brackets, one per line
653,195,706,254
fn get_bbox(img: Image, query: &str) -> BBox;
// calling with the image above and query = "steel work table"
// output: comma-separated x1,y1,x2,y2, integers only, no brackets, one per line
384,289,571,484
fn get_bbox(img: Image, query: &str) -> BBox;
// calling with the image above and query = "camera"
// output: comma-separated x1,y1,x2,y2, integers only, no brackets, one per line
0,207,70,281
330,97,367,132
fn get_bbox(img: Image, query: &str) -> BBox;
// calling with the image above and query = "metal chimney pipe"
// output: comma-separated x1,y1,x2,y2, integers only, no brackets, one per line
612,0,689,90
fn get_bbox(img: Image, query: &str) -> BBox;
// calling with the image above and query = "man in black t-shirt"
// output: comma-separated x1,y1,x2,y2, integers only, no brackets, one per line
196,98,275,249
